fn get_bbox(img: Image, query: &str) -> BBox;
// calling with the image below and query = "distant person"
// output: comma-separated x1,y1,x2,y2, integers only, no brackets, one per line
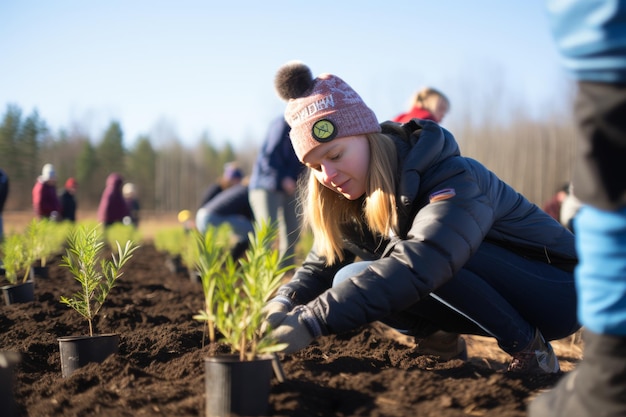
198,162,243,209
249,116,305,268
97,173,130,227
32,163,61,220
59,177,78,222
0,168,8,242
542,183,569,221
529,1,626,415
393,87,450,124
122,182,140,227
196,182,254,260
559,183,582,233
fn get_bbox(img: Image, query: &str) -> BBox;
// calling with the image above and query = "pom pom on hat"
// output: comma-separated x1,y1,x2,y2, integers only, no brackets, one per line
275,61,314,101
275,61,381,161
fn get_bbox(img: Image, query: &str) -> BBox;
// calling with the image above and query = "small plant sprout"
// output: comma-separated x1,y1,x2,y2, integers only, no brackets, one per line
1,233,32,285
192,224,233,344
60,224,139,336
194,220,293,361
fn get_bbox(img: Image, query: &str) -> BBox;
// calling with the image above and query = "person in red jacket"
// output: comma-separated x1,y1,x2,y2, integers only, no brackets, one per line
97,173,130,227
32,163,61,220
393,87,450,124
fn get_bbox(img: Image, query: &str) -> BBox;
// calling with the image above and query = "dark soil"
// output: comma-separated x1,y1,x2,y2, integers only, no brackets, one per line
1,243,574,417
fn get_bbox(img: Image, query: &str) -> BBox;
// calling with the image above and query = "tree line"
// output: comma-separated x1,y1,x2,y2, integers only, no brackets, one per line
0,104,244,214
0,101,576,217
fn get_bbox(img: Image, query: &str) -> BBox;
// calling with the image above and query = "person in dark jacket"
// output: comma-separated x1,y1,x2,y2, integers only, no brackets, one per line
59,177,78,222
0,168,8,242
249,116,305,268
97,173,130,227
196,182,254,260
529,1,626,415
263,62,579,374
198,162,243,209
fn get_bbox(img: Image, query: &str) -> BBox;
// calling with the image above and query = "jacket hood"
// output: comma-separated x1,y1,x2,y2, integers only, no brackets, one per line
381,119,460,208
106,173,124,189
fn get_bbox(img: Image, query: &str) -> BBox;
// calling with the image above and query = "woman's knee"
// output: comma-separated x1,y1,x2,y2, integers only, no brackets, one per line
332,261,373,287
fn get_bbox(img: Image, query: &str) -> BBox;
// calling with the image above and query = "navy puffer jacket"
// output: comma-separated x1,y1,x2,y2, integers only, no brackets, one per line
279,119,577,335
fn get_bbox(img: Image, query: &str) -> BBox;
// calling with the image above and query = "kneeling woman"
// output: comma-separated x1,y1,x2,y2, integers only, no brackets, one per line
265,62,579,374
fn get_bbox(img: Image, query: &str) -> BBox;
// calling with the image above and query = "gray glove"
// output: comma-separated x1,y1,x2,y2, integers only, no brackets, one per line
261,295,293,333
269,305,323,354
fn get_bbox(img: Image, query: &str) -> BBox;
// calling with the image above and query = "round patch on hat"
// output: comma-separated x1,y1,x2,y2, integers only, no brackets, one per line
312,119,337,142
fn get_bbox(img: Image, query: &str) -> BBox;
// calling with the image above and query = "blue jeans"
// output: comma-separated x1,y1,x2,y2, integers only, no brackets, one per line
575,205,626,335
195,209,254,254
333,241,579,354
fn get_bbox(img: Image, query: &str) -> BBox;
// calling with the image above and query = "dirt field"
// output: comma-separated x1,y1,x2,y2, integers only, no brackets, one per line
1,211,583,416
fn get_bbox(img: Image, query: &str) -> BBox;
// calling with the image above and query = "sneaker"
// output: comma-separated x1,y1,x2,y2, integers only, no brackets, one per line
507,328,560,373
416,331,468,361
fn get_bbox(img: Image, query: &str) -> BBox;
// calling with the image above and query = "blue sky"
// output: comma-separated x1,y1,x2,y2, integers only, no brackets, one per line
0,1,570,149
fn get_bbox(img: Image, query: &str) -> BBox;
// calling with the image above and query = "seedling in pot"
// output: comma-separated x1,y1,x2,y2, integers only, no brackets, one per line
193,220,293,361
60,224,139,336
1,233,35,285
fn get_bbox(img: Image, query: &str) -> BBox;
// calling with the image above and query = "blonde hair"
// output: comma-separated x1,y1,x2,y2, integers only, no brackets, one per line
299,132,398,264
411,87,450,113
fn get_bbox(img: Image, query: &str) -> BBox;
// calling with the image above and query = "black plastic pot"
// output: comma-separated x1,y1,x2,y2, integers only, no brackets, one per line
57,334,119,378
0,351,21,417
30,265,49,280
1,281,35,305
205,354,274,417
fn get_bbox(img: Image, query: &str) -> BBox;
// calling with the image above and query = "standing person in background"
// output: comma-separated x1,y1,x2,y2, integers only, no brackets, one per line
198,162,243,209
529,1,626,416
32,163,61,220
249,115,306,268
122,182,140,227
0,168,9,242
97,173,130,227
393,87,450,124
59,177,78,222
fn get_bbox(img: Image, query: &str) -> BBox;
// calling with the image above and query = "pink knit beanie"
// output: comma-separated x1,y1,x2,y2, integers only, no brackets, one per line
274,61,381,161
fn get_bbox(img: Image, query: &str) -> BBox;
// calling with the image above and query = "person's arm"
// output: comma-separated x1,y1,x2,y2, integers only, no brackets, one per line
307,175,494,335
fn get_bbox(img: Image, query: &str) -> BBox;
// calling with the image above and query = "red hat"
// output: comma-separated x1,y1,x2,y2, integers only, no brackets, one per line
65,177,77,190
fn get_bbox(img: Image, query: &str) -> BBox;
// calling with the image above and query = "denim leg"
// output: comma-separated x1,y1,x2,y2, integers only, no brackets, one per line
332,261,486,338
195,208,209,234
221,215,254,246
332,242,579,354
432,241,579,352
